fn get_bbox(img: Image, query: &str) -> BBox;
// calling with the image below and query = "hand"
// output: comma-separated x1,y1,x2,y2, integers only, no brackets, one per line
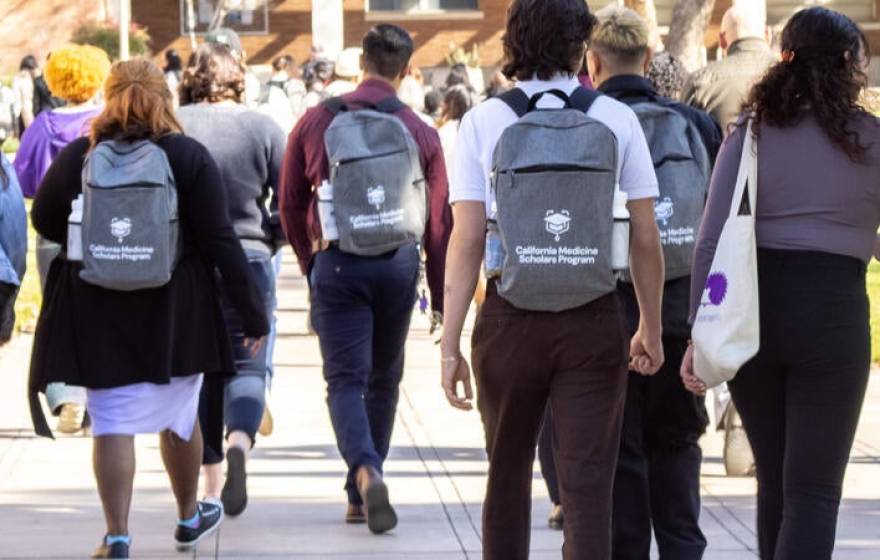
243,337,266,358
441,353,474,411
629,328,664,375
680,343,707,396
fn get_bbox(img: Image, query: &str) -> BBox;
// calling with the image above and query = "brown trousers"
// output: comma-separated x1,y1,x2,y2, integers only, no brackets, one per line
472,285,629,560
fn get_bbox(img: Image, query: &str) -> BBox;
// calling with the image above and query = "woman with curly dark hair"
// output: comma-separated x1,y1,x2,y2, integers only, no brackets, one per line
178,43,287,517
681,8,880,559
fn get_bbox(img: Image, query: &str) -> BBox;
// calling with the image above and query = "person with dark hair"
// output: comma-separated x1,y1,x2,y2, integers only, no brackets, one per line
13,55,38,134
445,62,472,90
423,89,444,120
681,8,880,560
440,0,664,558
280,23,452,535
646,51,690,100
178,43,286,518
437,85,474,172
303,58,335,108
589,6,722,559
262,54,308,131
484,69,512,99
30,57,268,560
0,153,26,346
164,49,184,106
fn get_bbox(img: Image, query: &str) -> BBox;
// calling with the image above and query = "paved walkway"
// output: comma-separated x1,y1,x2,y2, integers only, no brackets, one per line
1,260,879,559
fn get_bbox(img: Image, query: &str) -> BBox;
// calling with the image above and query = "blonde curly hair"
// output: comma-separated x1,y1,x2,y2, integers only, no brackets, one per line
45,45,111,104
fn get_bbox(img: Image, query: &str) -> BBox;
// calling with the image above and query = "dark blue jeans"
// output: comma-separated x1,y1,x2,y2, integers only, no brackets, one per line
309,244,420,505
202,251,275,465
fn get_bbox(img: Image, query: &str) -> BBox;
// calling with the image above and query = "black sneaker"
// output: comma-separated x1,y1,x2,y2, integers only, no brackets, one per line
174,500,223,551
221,446,248,516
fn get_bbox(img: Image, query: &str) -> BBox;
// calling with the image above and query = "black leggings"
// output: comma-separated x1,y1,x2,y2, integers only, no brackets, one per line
729,249,871,560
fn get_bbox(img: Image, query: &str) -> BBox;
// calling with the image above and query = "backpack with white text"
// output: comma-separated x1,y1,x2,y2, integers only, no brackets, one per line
323,96,427,256
492,87,619,312
629,100,709,280
79,140,179,291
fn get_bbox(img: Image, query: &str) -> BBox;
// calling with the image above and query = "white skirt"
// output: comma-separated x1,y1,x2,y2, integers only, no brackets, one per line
86,374,204,440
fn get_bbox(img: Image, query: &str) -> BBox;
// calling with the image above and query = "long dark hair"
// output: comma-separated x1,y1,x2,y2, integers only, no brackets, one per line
744,7,871,162
501,0,597,81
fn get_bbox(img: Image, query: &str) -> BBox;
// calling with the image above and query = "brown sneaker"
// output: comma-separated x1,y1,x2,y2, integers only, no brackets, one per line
345,504,366,524
258,405,274,437
356,466,398,534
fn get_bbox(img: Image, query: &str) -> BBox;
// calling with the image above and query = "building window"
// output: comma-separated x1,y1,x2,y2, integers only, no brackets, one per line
368,0,480,13
179,0,268,36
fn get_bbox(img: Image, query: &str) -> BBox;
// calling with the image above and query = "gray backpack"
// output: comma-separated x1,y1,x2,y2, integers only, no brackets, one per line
491,88,619,312
630,101,710,280
80,140,180,291
323,97,426,256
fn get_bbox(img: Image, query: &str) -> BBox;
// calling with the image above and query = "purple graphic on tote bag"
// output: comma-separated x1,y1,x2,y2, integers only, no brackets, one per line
700,272,728,307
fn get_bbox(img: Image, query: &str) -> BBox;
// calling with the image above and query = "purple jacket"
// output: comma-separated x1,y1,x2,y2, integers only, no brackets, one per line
13,107,102,198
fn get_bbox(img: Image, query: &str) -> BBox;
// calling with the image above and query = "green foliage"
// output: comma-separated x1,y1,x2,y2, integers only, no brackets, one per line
445,42,482,68
70,21,151,61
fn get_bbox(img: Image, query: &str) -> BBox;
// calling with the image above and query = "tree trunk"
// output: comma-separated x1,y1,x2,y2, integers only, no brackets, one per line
625,0,662,50
208,0,230,31
666,0,717,71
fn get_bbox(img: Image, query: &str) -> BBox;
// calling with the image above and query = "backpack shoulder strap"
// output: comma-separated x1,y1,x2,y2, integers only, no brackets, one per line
375,96,407,114
497,88,530,118
569,87,602,114
323,97,348,115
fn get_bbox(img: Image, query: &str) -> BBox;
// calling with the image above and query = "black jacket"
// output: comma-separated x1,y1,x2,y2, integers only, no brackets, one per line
599,75,722,337
29,134,270,437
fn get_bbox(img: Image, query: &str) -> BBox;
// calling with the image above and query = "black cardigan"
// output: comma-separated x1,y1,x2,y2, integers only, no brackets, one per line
29,134,270,437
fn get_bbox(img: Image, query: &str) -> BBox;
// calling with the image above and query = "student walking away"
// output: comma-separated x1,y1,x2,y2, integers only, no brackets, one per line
15,45,111,435
28,59,269,559
588,7,722,559
681,8,880,559
280,24,452,534
303,58,335,108
260,54,308,132
178,42,286,517
682,5,775,134
13,55,38,135
437,85,476,177
440,1,665,558
205,27,262,107
163,49,183,107
0,153,27,346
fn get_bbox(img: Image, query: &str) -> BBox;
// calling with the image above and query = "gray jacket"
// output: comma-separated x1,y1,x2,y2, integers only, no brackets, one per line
681,38,777,135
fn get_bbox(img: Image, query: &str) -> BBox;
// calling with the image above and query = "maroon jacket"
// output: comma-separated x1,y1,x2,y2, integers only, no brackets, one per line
279,78,452,312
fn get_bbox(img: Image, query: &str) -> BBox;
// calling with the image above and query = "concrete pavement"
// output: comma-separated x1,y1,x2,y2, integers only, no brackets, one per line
1,261,878,559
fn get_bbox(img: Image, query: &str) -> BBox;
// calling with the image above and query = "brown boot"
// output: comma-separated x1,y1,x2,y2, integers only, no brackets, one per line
356,465,398,534
345,504,366,524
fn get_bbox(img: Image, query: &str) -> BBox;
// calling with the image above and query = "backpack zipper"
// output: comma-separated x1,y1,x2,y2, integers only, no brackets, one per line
498,164,609,189
334,148,408,167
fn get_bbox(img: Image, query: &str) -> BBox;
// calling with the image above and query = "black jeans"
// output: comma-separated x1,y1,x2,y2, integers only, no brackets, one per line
612,336,709,560
310,244,420,505
730,249,871,560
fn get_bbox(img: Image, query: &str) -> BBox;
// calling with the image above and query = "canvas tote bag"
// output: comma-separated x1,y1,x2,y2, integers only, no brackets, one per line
692,120,760,388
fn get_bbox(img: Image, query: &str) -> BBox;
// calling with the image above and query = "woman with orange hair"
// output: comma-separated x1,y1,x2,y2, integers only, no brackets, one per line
29,58,269,559
14,44,111,434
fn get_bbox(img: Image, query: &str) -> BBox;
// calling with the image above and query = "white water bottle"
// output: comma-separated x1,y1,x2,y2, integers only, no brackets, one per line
611,189,630,272
67,194,84,261
317,180,339,241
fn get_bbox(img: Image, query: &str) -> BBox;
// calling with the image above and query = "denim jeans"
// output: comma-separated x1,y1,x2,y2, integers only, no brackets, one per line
202,251,275,464
309,244,419,505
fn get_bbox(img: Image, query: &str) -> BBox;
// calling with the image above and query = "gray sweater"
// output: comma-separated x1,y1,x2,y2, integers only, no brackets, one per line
178,104,287,255
691,113,880,320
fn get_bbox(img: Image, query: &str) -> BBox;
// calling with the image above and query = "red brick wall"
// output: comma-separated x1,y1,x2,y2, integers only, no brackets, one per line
0,0,105,76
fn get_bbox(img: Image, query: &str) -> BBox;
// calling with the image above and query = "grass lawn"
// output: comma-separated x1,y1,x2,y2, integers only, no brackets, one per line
869,261,880,362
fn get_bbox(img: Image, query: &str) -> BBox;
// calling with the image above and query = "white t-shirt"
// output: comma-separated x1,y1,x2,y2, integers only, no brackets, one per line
450,75,659,215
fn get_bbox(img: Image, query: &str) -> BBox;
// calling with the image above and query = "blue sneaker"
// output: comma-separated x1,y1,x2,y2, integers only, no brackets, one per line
174,500,223,551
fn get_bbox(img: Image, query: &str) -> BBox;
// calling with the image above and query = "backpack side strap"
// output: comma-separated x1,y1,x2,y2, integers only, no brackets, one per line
498,88,531,118
569,87,602,114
